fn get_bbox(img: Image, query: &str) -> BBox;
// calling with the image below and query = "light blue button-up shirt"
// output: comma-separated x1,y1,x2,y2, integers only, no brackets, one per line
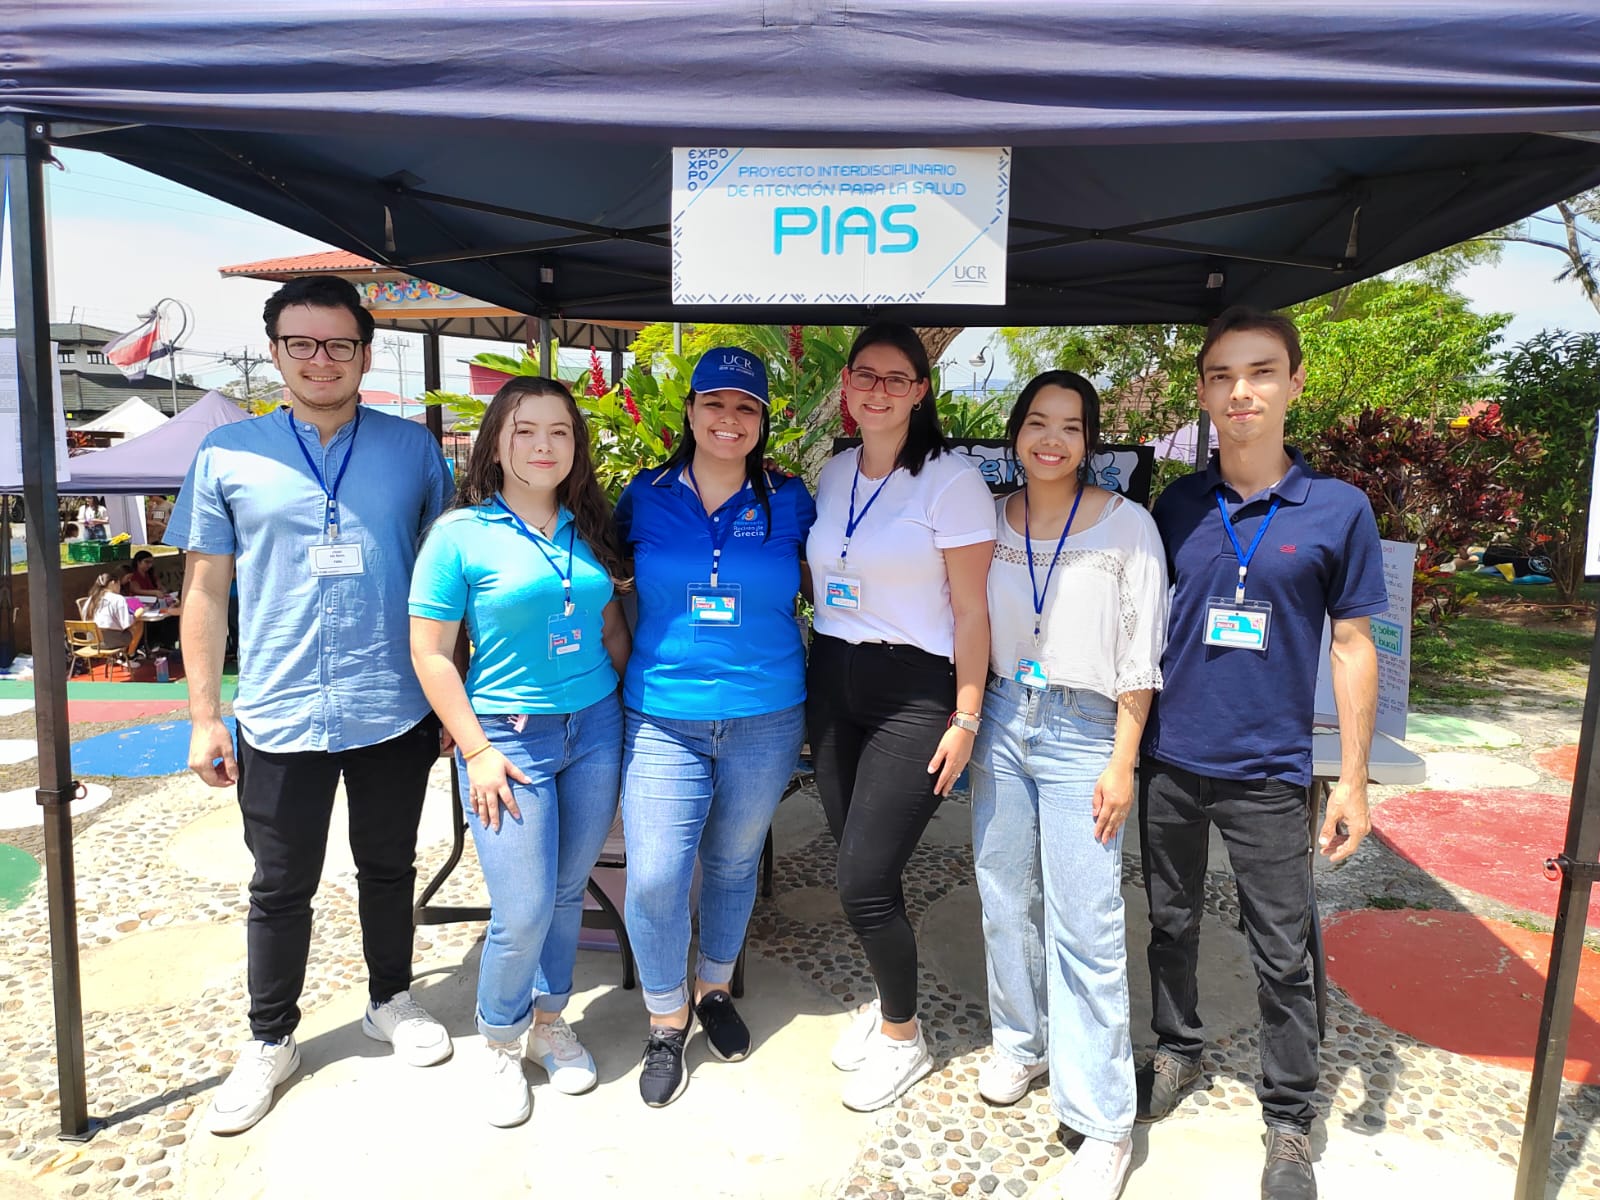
166,406,453,753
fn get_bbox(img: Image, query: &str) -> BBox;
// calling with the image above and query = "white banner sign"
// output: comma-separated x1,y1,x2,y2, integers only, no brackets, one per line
1314,539,1417,741
672,147,1011,306
0,339,71,490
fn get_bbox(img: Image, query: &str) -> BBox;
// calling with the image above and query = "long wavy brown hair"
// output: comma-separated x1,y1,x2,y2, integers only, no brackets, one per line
451,377,632,591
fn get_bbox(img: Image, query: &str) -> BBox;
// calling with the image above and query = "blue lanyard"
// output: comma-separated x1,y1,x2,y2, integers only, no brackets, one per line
686,462,753,587
495,495,576,616
287,408,362,537
1023,485,1084,643
840,450,894,566
1215,489,1281,604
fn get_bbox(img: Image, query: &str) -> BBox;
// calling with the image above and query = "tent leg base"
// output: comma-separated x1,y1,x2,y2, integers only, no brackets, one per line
57,1118,105,1144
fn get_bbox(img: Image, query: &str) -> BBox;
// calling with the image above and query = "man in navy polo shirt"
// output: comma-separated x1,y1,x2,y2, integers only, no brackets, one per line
1136,306,1384,1200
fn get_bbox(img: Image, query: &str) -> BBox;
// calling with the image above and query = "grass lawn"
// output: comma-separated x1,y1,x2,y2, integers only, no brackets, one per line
1410,575,1595,705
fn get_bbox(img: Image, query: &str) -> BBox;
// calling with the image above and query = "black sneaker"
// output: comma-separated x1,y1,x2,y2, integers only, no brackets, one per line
639,1018,692,1108
693,990,751,1062
1135,1050,1202,1122
1261,1126,1316,1199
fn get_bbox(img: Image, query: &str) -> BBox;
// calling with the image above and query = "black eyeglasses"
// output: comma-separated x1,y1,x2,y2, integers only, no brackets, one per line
275,336,367,362
846,368,918,398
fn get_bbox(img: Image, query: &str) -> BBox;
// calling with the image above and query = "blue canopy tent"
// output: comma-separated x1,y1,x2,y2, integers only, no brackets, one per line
6,4,1600,1192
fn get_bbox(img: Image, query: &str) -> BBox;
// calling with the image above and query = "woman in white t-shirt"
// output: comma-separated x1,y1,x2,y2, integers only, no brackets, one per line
805,323,995,1113
967,371,1167,1199
85,571,140,652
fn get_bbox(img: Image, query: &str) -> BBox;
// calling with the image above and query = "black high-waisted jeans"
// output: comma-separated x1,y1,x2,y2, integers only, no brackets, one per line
806,634,955,1023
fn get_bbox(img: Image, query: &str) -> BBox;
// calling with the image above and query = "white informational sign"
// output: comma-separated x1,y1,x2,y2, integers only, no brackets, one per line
1586,408,1600,576
0,339,71,490
1314,539,1417,741
672,147,1011,306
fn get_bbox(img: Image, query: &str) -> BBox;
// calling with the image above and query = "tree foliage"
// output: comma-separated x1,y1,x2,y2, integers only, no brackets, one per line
1495,330,1600,603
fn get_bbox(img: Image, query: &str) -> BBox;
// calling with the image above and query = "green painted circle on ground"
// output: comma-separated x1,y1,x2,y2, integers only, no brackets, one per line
0,842,41,909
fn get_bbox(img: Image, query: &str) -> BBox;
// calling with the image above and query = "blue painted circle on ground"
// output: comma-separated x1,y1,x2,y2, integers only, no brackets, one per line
72,718,238,779
0,842,40,908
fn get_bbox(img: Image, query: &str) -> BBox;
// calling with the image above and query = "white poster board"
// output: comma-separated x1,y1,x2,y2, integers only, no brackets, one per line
1314,539,1416,740
672,147,1010,305
0,339,71,489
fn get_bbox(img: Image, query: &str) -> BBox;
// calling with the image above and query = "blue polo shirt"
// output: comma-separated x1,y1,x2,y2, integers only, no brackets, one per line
166,407,453,754
409,504,618,715
1143,448,1387,786
616,465,817,719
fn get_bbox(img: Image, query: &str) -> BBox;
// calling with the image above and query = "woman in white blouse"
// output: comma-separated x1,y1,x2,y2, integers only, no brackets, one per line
967,370,1168,1200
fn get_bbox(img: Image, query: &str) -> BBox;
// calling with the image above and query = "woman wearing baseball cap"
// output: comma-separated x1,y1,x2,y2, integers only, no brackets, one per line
614,346,817,1106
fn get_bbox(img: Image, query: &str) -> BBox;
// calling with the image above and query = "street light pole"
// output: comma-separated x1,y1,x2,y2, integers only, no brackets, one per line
381,336,410,415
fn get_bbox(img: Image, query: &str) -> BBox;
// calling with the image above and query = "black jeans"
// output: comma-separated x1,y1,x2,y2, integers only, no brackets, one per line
806,634,954,1024
235,718,438,1041
1138,758,1318,1131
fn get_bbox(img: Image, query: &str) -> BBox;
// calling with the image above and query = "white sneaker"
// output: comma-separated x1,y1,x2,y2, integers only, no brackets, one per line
206,1036,301,1135
1054,1135,1133,1200
830,998,881,1072
483,1038,531,1128
526,1016,598,1095
840,1026,933,1112
362,990,452,1066
977,1051,1048,1104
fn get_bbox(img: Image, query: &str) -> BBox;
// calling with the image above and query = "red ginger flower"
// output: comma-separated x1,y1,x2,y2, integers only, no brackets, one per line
621,384,641,424
787,324,804,364
587,347,607,398
839,393,858,437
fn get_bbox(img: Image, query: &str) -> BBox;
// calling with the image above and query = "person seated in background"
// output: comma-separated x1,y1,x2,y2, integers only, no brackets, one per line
84,571,145,657
126,550,162,597
62,521,82,543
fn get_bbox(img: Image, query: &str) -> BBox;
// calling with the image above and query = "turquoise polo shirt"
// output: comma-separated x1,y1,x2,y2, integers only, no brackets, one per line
409,503,618,714
616,465,816,720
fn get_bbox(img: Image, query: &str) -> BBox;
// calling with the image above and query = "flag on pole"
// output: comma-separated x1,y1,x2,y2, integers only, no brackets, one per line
102,311,173,381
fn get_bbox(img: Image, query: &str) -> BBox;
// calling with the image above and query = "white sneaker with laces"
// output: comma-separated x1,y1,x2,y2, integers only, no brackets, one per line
830,998,881,1072
526,1016,598,1095
362,990,452,1066
206,1036,301,1135
977,1052,1049,1105
840,1025,933,1112
483,1038,531,1127
1054,1134,1133,1200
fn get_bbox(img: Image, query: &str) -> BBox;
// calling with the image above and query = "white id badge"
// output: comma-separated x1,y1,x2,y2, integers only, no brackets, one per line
308,541,365,577
823,573,863,610
1203,598,1272,652
688,584,742,627
547,613,584,659
1013,644,1050,688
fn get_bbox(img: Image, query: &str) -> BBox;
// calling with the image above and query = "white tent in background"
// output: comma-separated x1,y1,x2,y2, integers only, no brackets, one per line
63,390,249,496
77,396,167,438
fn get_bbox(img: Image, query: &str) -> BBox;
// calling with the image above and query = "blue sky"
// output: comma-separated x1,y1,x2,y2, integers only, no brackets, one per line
4,148,1596,400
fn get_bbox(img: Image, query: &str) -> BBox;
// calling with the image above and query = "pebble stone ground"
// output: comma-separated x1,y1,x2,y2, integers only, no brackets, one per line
0,685,1597,1198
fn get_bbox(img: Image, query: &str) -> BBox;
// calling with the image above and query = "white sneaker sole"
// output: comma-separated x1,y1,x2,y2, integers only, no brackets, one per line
841,1048,933,1112
487,1087,532,1129
362,1013,453,1067
206,1042,301,1136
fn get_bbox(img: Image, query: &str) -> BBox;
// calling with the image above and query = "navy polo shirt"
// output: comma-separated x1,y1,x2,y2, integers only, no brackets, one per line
1143,448,1387,786
616,464,817,720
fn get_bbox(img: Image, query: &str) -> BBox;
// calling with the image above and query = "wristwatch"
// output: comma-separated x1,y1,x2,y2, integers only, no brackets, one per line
948,710,981,734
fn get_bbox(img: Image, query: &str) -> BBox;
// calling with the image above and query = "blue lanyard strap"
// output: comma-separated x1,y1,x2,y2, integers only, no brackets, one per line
495,495,577,616
685,462,751,587
841,450,894,566
1023,485,1085,642
287,408,362,536
1215,489,1281,603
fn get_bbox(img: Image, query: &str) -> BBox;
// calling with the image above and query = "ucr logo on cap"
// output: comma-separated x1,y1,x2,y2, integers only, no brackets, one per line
690,346,770,406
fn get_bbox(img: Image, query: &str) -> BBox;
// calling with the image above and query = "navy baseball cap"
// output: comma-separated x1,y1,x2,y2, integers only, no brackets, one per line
689,346,769,406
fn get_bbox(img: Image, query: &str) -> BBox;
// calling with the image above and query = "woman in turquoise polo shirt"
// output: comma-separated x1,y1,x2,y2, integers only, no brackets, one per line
410,376,631,1129
615,346,816,1108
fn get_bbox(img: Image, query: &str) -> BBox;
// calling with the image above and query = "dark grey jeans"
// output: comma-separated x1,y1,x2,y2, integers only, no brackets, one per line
1138,757,1318,1131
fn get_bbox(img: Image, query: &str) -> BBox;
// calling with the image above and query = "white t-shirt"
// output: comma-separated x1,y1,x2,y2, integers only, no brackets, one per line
807,447,996,659
92,591,133,632
987,491,1168,700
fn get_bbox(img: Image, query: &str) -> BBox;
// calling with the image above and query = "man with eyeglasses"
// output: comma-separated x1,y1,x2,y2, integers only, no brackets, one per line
166,274,455,1134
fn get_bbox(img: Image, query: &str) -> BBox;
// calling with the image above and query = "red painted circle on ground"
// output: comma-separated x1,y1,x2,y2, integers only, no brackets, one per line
1533,744,1579,783
1325,908,1600,1084
1372,789,1600,924
68,700,187,724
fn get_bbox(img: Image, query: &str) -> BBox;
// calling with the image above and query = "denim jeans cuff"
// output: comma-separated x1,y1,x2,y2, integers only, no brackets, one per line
695,953,737,987
476,1008,533,1043
643,983,689,1017
533,991,569,1014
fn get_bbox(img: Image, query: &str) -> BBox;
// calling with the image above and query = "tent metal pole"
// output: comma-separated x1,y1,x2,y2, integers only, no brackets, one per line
422,329,443,445
2,113,97,1142
1513,614,1600,1199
